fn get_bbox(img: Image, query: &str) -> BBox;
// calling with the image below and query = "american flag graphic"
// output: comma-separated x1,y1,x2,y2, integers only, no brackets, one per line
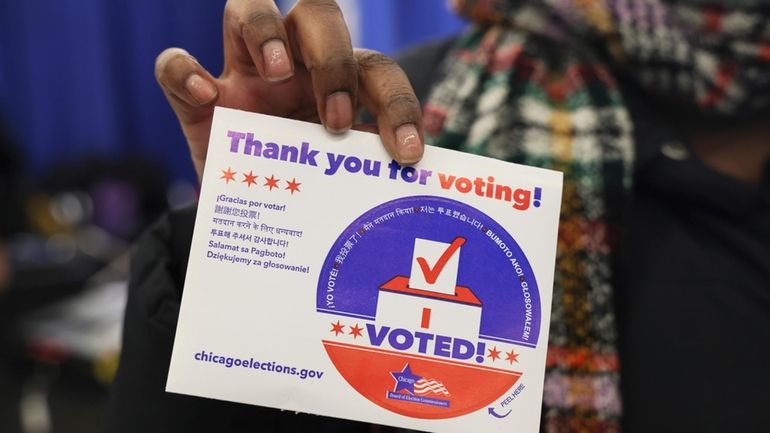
414,378,450,396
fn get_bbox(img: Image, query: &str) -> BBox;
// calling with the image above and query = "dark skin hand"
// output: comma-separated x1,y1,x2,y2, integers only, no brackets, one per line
155,0,424,181
156,3,422,430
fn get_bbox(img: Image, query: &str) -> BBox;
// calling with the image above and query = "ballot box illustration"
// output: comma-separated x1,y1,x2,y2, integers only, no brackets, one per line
376,236,482,342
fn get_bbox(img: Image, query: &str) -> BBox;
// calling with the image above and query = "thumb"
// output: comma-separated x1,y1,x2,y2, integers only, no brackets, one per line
155,47,220,179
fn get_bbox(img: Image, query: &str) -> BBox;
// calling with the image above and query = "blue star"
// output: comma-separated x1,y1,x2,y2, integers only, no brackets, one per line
391,364,422,395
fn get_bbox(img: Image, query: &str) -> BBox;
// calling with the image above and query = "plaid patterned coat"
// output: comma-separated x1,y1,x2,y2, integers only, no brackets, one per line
422,1,770,432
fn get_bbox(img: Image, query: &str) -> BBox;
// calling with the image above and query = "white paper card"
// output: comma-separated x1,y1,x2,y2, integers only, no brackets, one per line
167,107,563,433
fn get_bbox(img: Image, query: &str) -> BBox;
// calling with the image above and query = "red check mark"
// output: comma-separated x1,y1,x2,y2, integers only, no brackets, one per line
416,237,466,284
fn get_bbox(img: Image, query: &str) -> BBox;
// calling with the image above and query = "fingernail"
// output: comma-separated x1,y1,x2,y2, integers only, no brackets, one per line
395,124,422,163
325,92,353,133
185,74,217,104
262,39,292,81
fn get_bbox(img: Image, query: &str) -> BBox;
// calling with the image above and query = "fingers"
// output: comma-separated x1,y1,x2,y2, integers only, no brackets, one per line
351,124,379,134
155,48,220,178
286,0,357,133
216,1,422,165
222,0,361,133
223,0,294,81
155,48,219,122
355,50,424,164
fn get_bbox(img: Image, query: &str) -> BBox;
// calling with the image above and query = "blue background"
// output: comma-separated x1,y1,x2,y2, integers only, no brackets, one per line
0,0,467,183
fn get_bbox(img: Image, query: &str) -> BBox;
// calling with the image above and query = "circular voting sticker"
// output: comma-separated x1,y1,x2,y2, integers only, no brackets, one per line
316,196,541,419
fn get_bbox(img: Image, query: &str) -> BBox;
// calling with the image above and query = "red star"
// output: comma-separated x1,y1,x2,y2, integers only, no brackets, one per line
505,349,519,364
285,177,301,194
264,174,280,191
349,323,363,339
242,170,258,187
220,167,236,183
330,320,345,336
487,346,501,362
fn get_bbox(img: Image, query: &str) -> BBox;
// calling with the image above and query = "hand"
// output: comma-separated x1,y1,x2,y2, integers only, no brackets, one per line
155,0,424,180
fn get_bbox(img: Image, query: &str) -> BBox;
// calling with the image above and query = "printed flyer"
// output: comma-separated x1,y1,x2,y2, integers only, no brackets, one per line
167,107,563,433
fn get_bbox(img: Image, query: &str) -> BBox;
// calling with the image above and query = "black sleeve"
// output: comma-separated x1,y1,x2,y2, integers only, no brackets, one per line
104,205,369,433
0,125,24,238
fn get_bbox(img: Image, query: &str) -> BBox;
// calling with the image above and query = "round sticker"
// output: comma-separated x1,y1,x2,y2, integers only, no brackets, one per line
316,196,540,419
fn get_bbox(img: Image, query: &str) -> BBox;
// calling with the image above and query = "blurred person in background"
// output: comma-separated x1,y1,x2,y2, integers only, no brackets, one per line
106,1,770,433
401,2,770,432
